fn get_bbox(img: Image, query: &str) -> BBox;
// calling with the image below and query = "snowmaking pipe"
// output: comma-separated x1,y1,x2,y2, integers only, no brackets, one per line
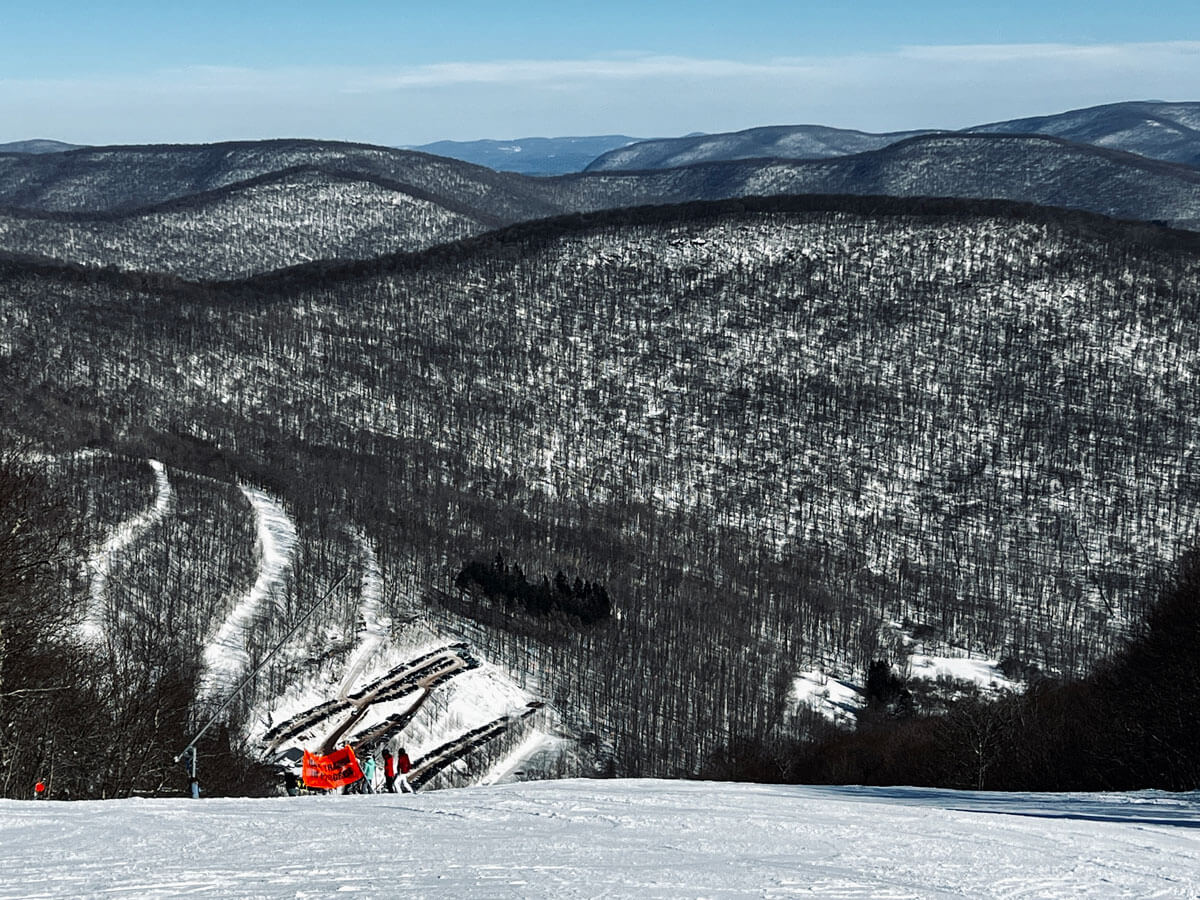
173,570,350,781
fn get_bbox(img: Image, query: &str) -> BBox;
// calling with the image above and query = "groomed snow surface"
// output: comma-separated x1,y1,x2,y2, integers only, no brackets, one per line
3,780,1198,898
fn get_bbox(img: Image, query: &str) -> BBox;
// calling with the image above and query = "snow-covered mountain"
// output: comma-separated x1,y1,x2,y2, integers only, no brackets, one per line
970,100,1200,168
3,780,1197,898
585,124,937,171
0,167,499,279
564,133,1200,230
585,101,1200,172
0,139,562,218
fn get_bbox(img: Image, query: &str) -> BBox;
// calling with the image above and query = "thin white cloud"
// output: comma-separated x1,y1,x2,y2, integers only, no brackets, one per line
348,56,811,90
899,40,1200,63
1,42,1197,145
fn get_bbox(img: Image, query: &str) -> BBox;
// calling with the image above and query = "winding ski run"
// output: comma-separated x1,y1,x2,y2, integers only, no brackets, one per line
81,459,173,641
261,644,479,755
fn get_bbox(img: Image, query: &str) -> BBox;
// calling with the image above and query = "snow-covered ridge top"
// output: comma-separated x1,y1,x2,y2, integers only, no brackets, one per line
2,780,1197,898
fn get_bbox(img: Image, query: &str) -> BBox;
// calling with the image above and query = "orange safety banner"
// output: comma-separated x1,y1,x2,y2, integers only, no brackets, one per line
302,746,363,790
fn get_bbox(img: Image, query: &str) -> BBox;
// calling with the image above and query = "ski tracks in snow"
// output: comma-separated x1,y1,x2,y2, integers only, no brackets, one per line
199,485,299,702
81,459,174,642
335,533,391,701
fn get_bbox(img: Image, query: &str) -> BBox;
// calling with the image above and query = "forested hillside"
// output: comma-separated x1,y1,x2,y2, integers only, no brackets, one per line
0,168,499,279
561,135,1200,230
0,140,561,218
3,196,1199,780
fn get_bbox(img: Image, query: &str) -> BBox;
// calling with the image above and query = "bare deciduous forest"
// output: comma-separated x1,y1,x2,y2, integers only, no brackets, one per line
3,192,1200,796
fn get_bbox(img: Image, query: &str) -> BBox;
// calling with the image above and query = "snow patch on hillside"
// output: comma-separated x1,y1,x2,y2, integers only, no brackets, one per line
792,670,864,724
906,652,1019,692
479,729,565,785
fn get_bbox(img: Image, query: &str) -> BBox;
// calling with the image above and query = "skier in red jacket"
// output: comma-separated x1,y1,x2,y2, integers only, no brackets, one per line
382,747,414,793
397,747,414,793
382,747,398,793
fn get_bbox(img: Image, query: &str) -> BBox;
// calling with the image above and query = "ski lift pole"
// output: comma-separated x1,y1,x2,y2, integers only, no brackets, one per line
173,570,350,796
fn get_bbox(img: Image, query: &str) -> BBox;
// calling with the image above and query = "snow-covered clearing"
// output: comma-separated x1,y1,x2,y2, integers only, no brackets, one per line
199,486,298,702
906,653,1019,693
80,459,173,641
1,780,1197,898
792,670,863,724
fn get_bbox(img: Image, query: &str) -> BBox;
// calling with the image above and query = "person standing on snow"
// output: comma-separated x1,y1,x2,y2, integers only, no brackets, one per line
382,747,398,793
396,747,414,793
361,752,376,794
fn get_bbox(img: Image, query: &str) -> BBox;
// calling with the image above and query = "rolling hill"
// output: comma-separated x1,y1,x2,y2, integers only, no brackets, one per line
0,139,564,220
562,134,1200,230
0,166,505,279
0,139,81,154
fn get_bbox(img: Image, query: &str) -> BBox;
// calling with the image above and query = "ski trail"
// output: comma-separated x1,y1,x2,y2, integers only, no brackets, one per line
199,486,298,702
80,459,173,642
336,533,390,702
479,729,562,786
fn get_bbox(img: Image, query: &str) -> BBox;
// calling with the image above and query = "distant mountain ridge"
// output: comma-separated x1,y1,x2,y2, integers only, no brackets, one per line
585,124,937,172
587,101,1200,172
3,131,1200,279
0,165,507,279
558,133,1200,231
0,139,80,154
407,135,644,175
969,100,1200,167
0,138,562,218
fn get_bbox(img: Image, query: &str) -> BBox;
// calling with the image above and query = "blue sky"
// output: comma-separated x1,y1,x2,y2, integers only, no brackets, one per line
2,1,1198,144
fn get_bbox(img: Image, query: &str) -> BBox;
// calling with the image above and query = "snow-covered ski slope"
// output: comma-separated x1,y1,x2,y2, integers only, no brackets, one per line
80,458,173,641
199,485,298,702
1,781,1197,898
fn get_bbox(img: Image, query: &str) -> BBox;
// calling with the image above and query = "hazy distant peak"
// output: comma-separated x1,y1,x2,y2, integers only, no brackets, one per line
0,139,81,154
406,135,645,175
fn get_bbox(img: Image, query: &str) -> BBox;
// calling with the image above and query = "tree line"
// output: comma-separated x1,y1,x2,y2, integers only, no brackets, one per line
704,546,1200,792
455,554,612,626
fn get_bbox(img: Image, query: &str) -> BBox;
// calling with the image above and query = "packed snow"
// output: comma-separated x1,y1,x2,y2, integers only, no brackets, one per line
335,533,390,701
199,486,298,702
80,459,173,641
2,780,1198,898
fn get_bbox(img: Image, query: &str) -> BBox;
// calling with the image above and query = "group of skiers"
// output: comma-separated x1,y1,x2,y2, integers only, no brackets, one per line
285,745,413,796
373,746,414,794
